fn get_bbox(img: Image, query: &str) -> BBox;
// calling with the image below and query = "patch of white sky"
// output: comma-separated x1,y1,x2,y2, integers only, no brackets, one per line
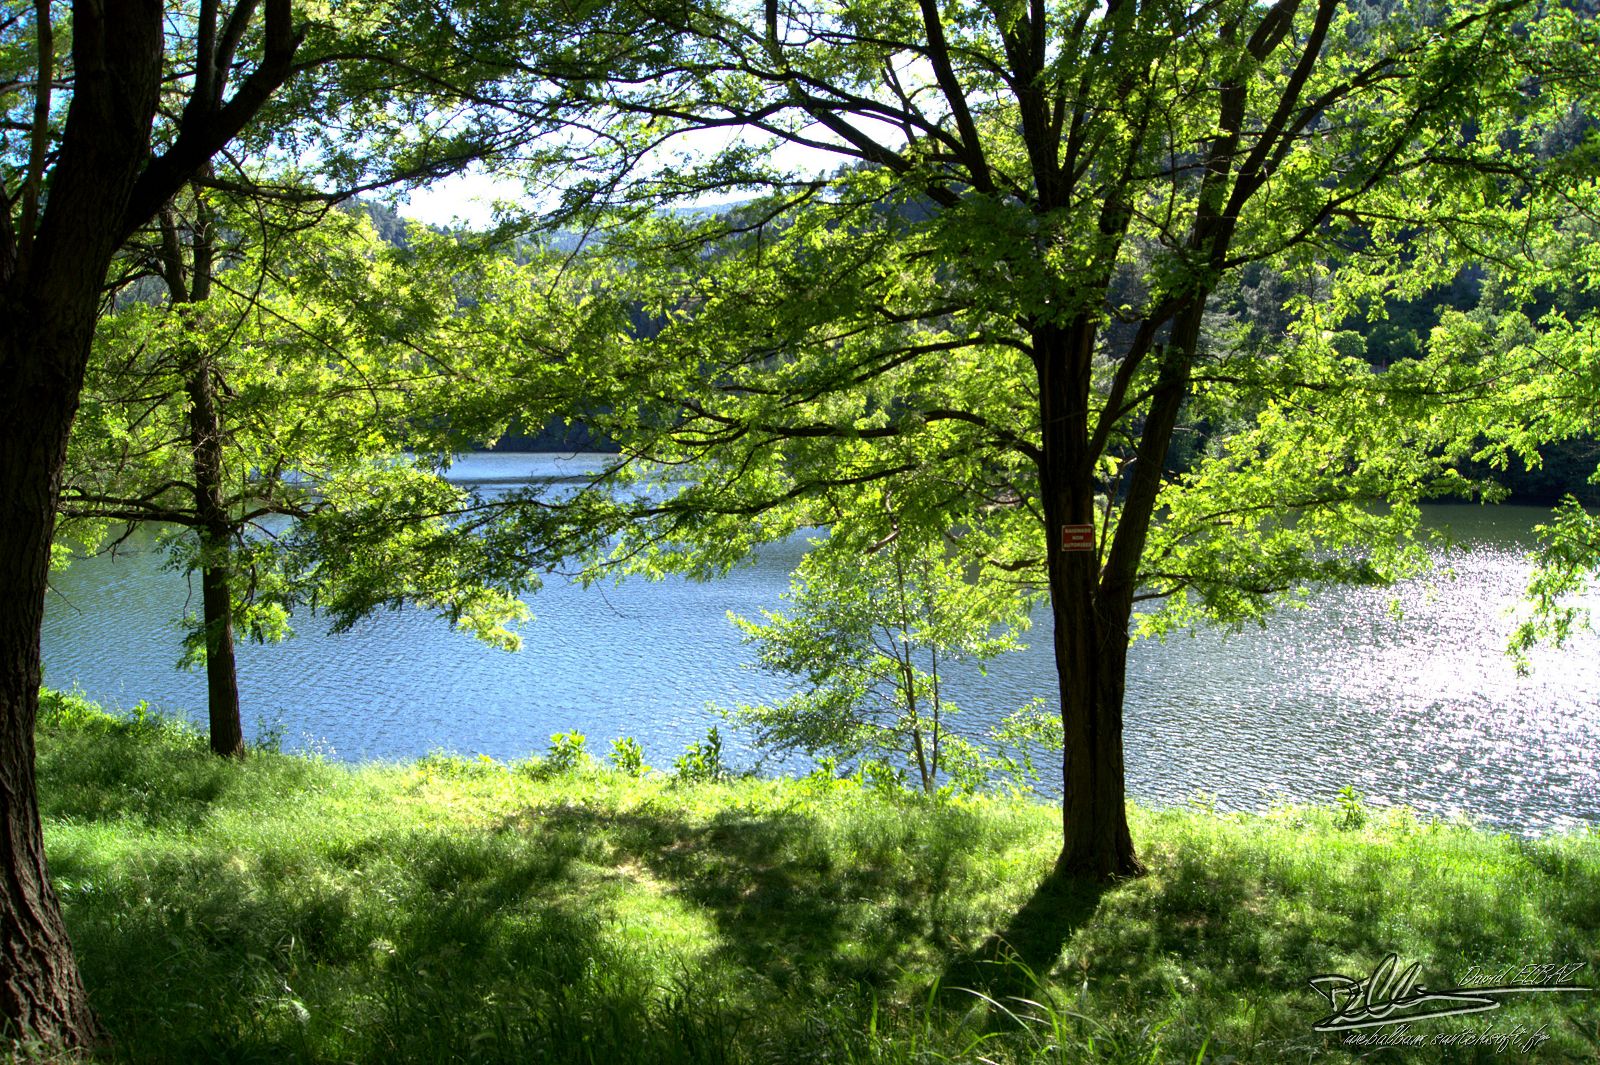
397,54,932,230
397,124,894,230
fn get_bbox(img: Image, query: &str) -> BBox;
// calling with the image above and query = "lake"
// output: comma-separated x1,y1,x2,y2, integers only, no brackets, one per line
41,452,1600,835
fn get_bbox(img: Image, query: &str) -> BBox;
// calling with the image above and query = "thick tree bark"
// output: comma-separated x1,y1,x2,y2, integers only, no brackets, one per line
1034,295,1208,880
0,356,99,1045
1039,293,1208,880
0,2,165,1045
1034,319,1144,880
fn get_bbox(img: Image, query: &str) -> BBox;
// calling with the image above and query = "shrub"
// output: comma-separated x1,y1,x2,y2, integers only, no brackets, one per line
672,726,726,784
546,731,590,773
609,735,647,776
1336,784,1367,830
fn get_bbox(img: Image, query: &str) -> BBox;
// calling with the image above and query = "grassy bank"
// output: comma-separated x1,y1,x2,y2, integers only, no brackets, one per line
22,691,1600,1063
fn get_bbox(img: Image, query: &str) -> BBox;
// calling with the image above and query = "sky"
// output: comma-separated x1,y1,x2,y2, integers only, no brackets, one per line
393,119,901,229
396,168,529,229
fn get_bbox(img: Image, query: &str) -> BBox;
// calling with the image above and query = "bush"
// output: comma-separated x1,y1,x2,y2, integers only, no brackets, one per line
545,731,591,774
672,726,726,783
609,735,647,776
1336,784,1367,830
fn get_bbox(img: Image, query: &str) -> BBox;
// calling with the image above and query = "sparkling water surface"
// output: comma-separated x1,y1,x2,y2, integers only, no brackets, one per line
42,452,1600,834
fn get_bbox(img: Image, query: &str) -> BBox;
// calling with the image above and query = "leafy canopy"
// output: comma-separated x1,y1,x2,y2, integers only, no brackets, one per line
62,193,547,659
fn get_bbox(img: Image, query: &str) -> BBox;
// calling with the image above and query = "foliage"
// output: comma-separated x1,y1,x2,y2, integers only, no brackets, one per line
1512,499,1600,665
0,0,554,227
544,731,592,774
1476,219,1600,665
430,0,1600,874
32,692,1600,1064
19,0,592,759
727,519,1049,795
672,726,728,784
609,735,648,777
52,186,588,757
63,197,540,657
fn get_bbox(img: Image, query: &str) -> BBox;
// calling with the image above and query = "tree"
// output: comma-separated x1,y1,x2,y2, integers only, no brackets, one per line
471,0,1598,878
59,190,536,756
728,500,1046,794
0,0,559,1045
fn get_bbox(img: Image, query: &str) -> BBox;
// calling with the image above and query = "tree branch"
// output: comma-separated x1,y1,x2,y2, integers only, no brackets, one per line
121,0,305,241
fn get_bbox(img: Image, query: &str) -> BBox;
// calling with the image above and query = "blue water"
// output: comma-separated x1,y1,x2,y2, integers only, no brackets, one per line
42,452,1600,834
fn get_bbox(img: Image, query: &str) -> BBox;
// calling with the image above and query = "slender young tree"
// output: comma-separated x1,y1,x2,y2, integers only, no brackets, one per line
728,502,1042,795
60,189,538,756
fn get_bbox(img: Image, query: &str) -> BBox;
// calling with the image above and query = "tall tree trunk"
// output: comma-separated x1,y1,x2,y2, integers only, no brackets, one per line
190,361,245,759
1034,320,1144,880
0,351,99,1046
0,0,164,1047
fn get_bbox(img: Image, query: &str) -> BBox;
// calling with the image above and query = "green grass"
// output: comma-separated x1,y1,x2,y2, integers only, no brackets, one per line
21,690,1600,1063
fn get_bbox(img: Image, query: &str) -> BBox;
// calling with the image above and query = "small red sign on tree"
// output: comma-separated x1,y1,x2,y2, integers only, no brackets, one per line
1061,524,1095,551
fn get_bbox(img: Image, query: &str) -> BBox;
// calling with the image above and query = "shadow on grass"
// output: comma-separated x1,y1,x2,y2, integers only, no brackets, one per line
52,823,638,1063
57,793,1020,1062
48,767,1600,1065
937,862,1112,1003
